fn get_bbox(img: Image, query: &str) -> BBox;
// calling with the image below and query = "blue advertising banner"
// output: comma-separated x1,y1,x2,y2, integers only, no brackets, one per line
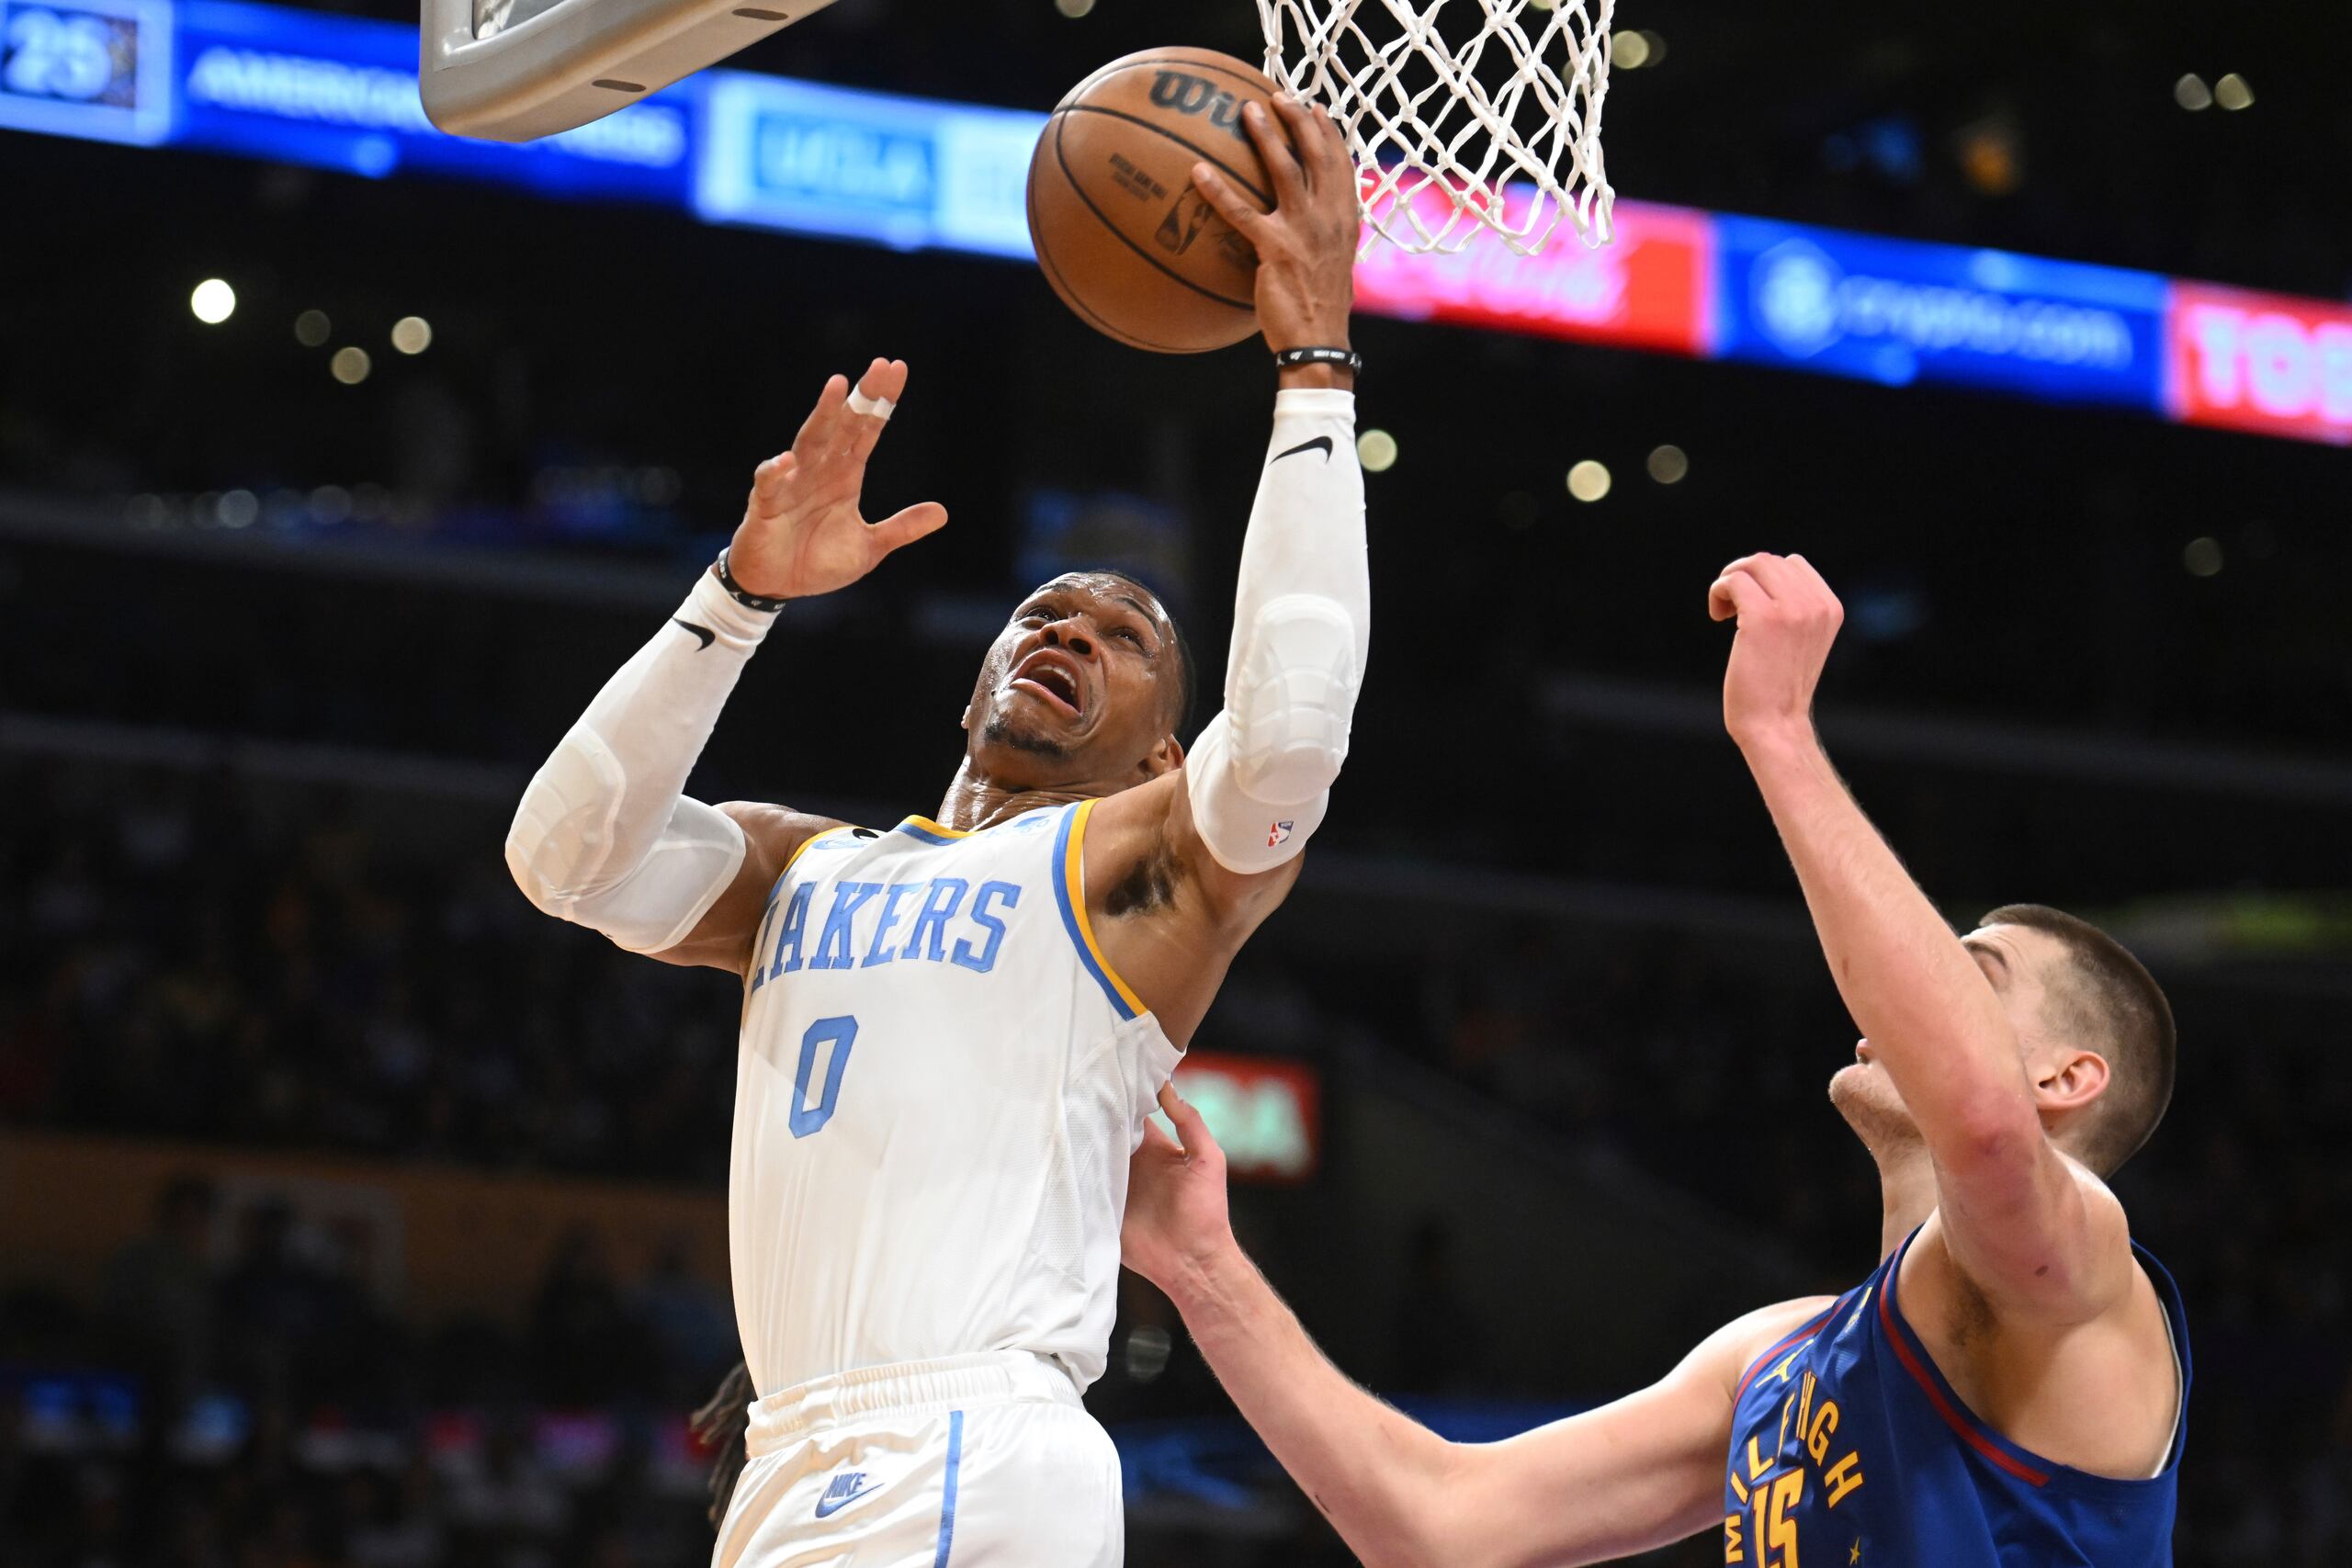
694,71,1040,257
1713,215,2170,412
6,0,2348,443
172,0,694,202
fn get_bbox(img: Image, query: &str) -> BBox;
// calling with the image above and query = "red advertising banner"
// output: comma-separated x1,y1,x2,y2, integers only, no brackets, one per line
2167,282,2352,446
1353,197,1715,356
1170,1052,1321,1184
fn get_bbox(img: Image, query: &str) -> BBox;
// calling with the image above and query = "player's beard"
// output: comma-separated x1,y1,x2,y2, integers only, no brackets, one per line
982,713,1072,760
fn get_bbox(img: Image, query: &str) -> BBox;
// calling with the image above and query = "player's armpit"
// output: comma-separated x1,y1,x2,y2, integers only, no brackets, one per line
1928,1151,2137,1326
1078,769,1302,1041
646,803,847,974
1436,1297,1833,1568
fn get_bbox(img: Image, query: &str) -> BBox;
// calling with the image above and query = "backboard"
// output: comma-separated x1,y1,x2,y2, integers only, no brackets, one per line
420,0,837,141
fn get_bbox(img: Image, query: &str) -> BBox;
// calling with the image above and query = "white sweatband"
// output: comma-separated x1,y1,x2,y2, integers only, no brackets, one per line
503,570,775,953
846,388,895,421
1187,388,1369,874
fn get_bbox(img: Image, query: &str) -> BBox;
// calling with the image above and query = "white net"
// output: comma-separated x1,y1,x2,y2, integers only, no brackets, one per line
1258,0,1618,255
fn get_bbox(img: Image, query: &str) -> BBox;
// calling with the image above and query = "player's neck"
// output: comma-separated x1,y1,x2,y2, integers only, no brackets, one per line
936,759,1101,831
1873,1144,1941,1260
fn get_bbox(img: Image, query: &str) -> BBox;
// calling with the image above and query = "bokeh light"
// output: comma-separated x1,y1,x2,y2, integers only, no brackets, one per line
190,279,236,324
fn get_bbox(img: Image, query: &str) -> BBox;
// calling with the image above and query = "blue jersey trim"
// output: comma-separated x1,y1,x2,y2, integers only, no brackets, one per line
898,822,962,846
1052,803,1141,1021
933,1409,965,1568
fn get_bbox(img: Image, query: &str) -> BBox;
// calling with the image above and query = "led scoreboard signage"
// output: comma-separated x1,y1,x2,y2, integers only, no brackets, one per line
5,0,2350,449
0,0,173,144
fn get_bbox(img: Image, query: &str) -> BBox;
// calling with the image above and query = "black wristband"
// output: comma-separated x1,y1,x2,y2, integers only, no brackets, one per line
712,547,790,613
1273,345,1363,377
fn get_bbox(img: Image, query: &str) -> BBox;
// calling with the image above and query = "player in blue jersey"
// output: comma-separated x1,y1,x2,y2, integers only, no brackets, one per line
1122,552,2187,1565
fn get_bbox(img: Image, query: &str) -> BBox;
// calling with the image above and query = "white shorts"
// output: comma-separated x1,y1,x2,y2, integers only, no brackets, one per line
713,1351,1124,1568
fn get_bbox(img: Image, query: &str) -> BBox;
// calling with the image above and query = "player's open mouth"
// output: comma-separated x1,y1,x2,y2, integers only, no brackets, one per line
1011,651,1085,718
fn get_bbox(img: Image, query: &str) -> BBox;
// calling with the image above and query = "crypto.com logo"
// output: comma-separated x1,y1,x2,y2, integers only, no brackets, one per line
1750,239,1845,357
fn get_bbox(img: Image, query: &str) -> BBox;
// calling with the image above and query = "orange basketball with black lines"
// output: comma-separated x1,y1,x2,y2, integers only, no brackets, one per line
1026,48,1289,354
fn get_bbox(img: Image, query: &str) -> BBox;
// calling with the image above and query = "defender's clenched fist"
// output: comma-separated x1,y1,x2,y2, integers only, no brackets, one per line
1709,551,1844,748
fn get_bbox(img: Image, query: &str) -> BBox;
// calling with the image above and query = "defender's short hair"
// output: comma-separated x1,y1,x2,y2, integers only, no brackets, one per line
1982,903,2177,1175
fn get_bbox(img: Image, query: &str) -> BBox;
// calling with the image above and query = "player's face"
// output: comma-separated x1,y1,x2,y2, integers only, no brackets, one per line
1828,923,2069,1153
962,574,1182,786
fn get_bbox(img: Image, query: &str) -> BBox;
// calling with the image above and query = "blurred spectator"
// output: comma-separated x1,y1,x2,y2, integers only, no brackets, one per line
99,1176,220,1416
531,1229,641,1407
445,1419,570,1568
1392,1217,1487,1394
635,1235,735,1405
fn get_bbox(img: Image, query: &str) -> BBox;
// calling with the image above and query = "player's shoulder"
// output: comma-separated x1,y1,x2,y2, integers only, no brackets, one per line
716,801,858,873
1687,1294,1843,1401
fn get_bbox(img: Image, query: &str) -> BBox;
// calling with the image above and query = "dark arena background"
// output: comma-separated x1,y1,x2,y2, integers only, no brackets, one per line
6,0,2352,1562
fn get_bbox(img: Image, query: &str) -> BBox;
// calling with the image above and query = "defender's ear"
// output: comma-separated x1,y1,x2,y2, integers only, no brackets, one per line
959,703,973,733
2036,1048,2110,1116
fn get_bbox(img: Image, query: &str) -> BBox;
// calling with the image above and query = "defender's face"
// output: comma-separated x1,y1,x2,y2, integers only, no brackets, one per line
964,573,1180,784
1827,923,2068,1145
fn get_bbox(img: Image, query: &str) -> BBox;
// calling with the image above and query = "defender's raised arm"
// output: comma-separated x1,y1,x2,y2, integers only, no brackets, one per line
1708,553,2134,1319
503,359,945,974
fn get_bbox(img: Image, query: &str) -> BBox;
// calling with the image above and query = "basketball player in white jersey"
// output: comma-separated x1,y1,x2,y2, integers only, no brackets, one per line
504,95,1365,1567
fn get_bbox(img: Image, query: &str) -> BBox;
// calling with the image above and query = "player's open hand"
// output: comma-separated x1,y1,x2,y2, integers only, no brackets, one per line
1710,552,1844,747
1121,1083,1235,1297
1190,95,1359,358
726,358,948,601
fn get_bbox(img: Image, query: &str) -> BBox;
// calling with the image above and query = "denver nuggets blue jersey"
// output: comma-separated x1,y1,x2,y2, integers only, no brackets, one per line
729,799,1179,1398
1724,1228,2188,1567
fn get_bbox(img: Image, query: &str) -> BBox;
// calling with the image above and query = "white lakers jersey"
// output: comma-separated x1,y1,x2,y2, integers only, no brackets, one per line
729,798,1180,1397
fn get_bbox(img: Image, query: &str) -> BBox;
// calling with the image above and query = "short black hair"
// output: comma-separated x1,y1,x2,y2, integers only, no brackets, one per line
1981,903,2177,1176
1090,569,1195,735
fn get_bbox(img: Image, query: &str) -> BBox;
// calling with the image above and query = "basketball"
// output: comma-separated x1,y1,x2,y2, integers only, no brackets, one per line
1026,48,1289,354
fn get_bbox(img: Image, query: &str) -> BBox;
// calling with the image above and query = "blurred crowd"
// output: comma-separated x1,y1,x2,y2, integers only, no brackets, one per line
0,760,736,1183
0,1174,736,1567
5,755,2351,1562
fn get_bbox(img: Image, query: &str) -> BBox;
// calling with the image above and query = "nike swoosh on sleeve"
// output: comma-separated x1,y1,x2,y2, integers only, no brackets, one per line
673,618,717,650
1272,436,1334,464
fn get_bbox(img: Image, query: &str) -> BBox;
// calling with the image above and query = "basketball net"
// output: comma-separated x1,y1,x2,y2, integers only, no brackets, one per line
1258,0,1617,255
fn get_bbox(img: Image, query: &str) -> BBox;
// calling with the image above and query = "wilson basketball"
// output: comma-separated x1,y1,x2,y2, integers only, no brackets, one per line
1026,48,1287,354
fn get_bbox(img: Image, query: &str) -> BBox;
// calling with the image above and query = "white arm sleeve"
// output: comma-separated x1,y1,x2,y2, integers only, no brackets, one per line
503,570,776,953
1188,386,1369,874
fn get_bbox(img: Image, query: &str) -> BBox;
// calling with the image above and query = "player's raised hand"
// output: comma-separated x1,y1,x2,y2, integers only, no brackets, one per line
725,357,949,601
1121,1083,1234,1296
1710,552,1844,747
1190,94,1359,357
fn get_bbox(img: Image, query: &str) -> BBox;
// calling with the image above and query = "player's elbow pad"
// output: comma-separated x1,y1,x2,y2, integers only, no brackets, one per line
1186,592,1363,874
504,724,746,953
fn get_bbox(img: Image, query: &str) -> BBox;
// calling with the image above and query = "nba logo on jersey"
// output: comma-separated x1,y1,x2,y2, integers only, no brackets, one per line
1268,819,1295,848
